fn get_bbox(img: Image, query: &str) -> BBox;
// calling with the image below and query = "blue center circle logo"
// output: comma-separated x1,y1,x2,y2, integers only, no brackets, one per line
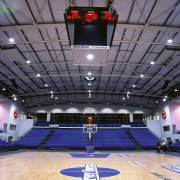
60,163,120,179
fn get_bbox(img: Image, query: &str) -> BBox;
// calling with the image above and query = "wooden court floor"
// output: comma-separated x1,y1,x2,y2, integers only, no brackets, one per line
0,150,180,180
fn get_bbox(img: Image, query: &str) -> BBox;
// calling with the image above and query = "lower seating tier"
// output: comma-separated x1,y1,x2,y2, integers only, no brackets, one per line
15,128,161,150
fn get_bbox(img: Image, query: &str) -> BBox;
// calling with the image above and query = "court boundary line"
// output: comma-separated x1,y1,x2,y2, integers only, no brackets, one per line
145,153,180,163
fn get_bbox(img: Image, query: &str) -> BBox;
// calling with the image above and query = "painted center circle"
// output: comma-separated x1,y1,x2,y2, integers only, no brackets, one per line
60,166,120,178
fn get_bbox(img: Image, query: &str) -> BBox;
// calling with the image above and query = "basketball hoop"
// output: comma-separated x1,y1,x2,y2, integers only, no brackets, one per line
83,124,97,133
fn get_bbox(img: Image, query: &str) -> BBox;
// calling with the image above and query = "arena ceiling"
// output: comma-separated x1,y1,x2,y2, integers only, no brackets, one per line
0,0,180,109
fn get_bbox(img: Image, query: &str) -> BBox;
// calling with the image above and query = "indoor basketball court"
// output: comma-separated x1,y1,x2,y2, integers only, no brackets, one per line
0,150,180,180
0,0,180,180
1,120,180,180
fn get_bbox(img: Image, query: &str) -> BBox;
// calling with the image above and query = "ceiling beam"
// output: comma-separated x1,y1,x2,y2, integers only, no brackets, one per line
1,39,180,47
0,23,180,33
0,73,179,83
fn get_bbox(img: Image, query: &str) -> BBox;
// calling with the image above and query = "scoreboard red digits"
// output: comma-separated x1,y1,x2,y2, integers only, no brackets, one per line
65,7,117,24
101,11,115,22
67,10,82,22
85,11,98,22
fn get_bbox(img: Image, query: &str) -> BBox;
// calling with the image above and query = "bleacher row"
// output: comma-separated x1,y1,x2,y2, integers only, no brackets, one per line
169,142,180,150
93,129,135,149
14,128,158,150
130,129,159,148
34,121,146,127
45,129,87,148
1,128,180,151
16,129,52,148
0,139,16,150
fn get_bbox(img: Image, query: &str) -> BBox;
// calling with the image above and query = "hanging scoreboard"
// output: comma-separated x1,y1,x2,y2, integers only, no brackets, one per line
64,7,118,66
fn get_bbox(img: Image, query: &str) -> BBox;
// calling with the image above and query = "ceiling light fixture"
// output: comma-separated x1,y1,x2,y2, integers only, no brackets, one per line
88,92,91,99
37,73,40,77
85,76,90,81
132,84,136,88
90,76,96,81
2,88,6,91
87,54,94,60
127,91,130,99
26,60,31,64
84,76,96,82
140,74,144,78
163,98,167,102
9,38,15,43
88,72,92,76
45,84,48,87
88,83,91,86
13,96,17,101
51,93,54,99
150,61,155,65
174,88,178,92
167,39,173,44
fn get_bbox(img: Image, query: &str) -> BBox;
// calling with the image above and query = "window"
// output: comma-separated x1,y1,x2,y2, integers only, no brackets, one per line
21,112,27,119
163,125,170,132
9,124,16,131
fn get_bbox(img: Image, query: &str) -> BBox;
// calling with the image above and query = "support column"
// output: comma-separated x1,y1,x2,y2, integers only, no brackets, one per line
47,112,51,122
130,113,133,122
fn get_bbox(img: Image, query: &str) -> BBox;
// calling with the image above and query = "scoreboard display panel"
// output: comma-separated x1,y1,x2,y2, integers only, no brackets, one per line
64,6,118,66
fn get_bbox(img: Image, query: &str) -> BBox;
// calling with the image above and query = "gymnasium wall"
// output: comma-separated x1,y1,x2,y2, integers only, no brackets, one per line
0,100,11,130
155,101,180,142
1,100,33,142
0,100,34,142
6,101,24,142
146,120,161,138
27,104,154,122
169,101,180,131
18,118,34,138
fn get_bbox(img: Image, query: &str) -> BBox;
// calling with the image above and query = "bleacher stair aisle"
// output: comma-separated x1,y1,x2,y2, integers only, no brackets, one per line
38,130,55,149
129,129,159,149
16,129,52,148
125,130,142,150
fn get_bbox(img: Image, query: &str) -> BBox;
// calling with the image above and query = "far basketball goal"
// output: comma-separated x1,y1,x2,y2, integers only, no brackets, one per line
83,117,97,134
83,117,97,154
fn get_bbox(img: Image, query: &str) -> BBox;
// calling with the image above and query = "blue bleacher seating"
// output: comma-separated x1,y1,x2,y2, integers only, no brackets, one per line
129,129,159,148
0,139,16,149
15,127,157,150
93,129,135,149
16,128,51,148
169,142,180,150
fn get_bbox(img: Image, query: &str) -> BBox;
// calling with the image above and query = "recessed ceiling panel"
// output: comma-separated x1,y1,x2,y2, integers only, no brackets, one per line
72,48,109,66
